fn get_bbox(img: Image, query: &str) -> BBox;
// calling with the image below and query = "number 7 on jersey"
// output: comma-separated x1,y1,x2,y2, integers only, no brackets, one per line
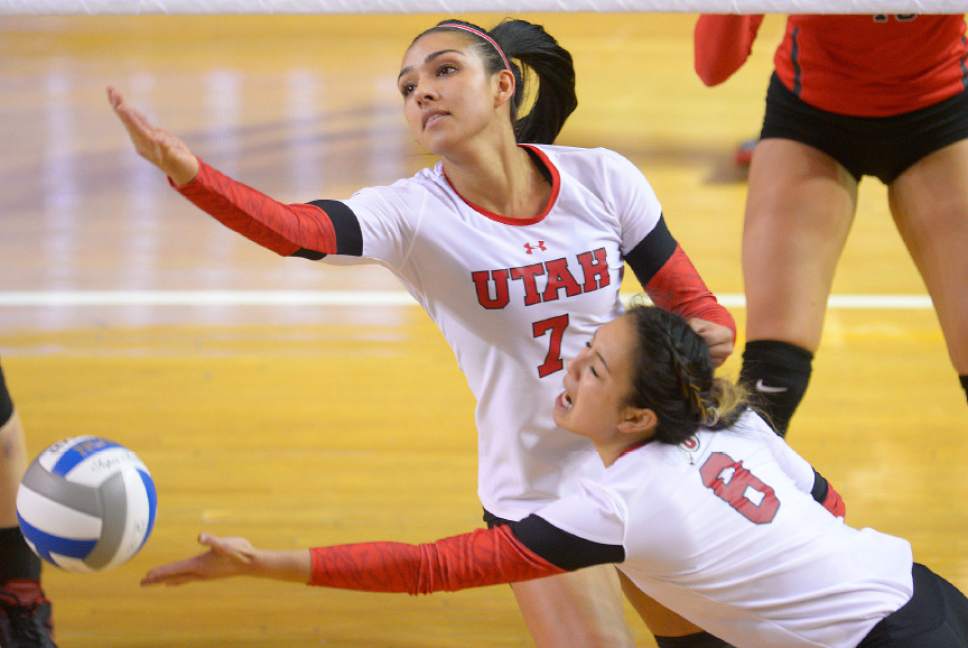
532,314,570,378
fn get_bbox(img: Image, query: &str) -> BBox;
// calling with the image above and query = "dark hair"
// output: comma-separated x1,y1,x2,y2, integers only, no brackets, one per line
625,306,747,445
412,18,577,144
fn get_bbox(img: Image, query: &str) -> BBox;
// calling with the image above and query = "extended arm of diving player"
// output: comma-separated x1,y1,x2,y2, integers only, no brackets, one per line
141,514,613,593
141,471,842,593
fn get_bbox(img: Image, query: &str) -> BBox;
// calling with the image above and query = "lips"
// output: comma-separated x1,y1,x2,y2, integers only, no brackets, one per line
422,110,450,130
556,379,574,412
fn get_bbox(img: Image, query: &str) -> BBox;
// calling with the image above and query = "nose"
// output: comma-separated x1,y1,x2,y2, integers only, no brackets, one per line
566,347,588,378
415,82,438,106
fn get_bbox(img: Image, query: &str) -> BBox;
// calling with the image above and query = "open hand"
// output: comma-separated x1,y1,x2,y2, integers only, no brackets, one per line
688,318,734,367
141,533,257,587
107,85,199,186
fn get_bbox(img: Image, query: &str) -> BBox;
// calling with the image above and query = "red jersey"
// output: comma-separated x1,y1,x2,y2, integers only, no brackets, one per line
695,14,968,117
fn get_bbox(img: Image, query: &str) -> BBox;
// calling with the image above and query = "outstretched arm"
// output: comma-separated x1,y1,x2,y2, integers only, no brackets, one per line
141,524,567,593
141,508,631,594
108,86,342,259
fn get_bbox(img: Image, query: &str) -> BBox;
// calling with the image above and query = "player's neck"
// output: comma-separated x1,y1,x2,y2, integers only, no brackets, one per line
596,437,650,468
441,135,549,219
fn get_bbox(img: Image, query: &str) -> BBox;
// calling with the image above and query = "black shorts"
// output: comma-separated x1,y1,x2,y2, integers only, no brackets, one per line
857,563,968,647
760,73,968,184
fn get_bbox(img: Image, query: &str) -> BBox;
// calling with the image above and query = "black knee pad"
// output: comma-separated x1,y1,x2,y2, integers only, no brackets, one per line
0,527,41,582
0,362,13,429
739,340,813,437
655,631,734,648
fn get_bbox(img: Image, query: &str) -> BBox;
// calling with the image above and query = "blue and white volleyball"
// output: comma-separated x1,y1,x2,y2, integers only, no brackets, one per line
16,436,157,573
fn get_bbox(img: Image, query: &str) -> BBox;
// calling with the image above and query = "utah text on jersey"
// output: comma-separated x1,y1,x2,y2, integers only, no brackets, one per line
472,248,610,310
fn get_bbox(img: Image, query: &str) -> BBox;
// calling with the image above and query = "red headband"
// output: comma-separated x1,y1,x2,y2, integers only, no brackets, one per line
440,23,512,73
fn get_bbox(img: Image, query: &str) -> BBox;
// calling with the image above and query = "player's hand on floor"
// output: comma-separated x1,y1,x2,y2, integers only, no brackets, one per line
688,318,734,367
141,533,257,586
107,85,200,186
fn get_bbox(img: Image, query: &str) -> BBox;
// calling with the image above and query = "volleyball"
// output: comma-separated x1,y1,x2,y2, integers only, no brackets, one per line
15,436,158,573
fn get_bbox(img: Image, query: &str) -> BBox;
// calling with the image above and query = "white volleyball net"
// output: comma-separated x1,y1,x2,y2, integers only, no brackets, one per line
2,0,965,14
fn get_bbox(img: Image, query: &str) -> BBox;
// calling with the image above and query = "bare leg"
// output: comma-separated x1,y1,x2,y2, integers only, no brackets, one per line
0,411,28,528
888,139,968,381
509,566,635,647
743,139,858,351
740,139,858,433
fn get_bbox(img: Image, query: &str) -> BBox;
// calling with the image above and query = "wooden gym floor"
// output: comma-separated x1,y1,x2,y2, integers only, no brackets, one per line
0,13,964,647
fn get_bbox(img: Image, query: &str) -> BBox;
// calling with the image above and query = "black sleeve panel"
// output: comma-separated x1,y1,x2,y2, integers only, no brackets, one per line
811,469,829,504
510,514,625,571
292,248,326,260
624,215,678,287
308,199,364,257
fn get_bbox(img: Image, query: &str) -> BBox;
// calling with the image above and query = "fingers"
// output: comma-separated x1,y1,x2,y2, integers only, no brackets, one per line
106,85,199,183
708,338,734,366
687,319,734,367
141,562,200,587
106,85,120,110
708,346,730,367
141,571,200,587
107,85,154,138
199,533,253,564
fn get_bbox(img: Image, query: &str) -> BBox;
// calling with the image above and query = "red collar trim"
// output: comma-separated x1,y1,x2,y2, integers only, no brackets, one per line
442,144,560,227
616,440,649,461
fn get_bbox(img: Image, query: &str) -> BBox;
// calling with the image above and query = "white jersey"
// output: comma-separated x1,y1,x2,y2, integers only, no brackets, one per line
326,145,663,520
535,411,914,648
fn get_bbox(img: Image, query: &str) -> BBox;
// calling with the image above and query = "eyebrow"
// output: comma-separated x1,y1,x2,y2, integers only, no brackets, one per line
398,49,464,82
589,332,610,373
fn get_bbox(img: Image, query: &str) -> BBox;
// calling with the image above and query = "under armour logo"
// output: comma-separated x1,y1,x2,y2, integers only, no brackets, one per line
523,241,547,254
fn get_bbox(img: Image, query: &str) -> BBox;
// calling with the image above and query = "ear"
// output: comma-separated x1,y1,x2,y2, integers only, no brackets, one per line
493,68,516,108
616,406,657,440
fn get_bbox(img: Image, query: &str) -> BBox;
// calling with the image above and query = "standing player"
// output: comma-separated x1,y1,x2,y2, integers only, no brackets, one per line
695,14,968,435
0,362,56,647
109,18,735,648
142,305,968,648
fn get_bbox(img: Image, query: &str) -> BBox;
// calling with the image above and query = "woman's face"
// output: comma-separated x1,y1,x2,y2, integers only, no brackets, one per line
553,315,639,443
398,30,511,155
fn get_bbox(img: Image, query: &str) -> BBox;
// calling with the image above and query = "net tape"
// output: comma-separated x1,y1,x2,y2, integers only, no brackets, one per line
4,0,965,15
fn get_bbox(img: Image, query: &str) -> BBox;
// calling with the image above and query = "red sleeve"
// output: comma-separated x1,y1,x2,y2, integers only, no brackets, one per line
173,158,337,257
694,14,765,86
308,525,565,595
822,482,846,519
644,245,736,339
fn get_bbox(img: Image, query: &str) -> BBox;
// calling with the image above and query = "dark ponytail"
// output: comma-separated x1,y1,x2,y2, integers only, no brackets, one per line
416,18,577,144
626,306,748,445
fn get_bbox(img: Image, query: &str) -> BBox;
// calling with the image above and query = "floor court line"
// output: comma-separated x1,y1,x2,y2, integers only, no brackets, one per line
0,290,934,309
